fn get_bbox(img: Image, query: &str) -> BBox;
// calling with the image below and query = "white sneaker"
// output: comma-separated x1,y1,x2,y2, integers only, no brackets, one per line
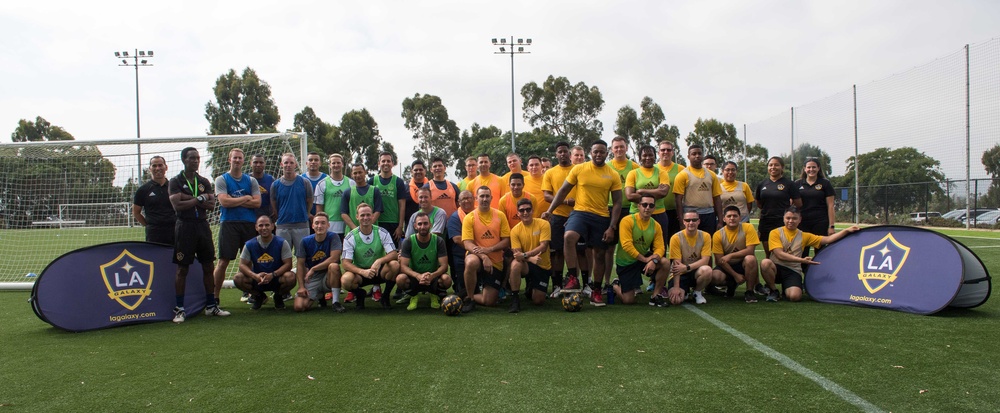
582,285,593,298
549,286,563,298
205,305,231,317
240,292,250,302
172,307,186,324
693,290,707,305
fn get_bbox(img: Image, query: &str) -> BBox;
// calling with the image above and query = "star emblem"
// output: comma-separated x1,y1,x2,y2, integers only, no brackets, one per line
122,261,134,273
879,245,891,256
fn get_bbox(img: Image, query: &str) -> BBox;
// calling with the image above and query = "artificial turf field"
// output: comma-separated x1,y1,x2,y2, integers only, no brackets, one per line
2,227,998,412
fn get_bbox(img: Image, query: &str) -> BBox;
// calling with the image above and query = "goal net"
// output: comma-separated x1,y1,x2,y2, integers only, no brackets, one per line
0,133,303,285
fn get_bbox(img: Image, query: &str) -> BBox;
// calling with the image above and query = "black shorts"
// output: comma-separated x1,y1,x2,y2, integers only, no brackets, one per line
616,261,648,293
477,266,504,291
218,221,257,260
606,206,630,244
146,224,175,245
405,275,444,293
670,271,697,292
775,264,803,291
173,220,215,265
524,263,550,293
714,262,747,277
565,211,611,249
758,218,782,246
664,209,680,237
378,222,400,247
651,212,669,248
251,276,283,293
549,214,568,251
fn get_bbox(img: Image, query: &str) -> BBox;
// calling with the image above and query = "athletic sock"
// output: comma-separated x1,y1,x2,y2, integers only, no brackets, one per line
383,280,396,299
331,288,341,303
581,270,590,285
206,294,216,307
176,295,184,308
551,272,563,288
593,280,603,290
566,268,578,279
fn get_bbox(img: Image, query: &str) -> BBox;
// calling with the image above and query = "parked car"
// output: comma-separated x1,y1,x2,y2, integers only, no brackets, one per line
970,210,1000,226
958,209,997,223
941,209,967,220
909,212,941,222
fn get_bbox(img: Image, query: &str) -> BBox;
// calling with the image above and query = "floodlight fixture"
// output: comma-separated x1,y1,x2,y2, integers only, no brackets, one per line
147,51,153,56
114,52,120,57
139,51,145,56
489,36,534,152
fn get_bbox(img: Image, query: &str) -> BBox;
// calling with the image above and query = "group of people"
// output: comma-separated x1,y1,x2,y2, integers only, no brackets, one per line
131,138,859,322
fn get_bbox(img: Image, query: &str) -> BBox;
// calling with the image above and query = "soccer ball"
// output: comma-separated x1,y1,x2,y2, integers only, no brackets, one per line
561,293,583,312
441,295,463,316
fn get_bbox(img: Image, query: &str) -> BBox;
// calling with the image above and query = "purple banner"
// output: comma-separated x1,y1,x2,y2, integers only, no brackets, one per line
808,226,989,315
31,242,208,332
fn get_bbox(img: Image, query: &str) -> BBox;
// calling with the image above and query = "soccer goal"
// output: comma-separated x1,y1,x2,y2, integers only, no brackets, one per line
0,132,305,287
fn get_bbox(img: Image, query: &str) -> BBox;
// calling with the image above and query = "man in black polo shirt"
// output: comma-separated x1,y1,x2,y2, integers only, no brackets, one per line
169,147,229,323
132,156,176,245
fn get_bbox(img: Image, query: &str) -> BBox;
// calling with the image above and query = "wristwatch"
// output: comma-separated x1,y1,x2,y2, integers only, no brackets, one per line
651,258,660,264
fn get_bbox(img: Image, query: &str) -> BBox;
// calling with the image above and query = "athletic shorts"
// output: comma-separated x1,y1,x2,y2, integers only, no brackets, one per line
714,262,747,277
758,218,782,247
377,222,400,247
304,271,331,301
669,271,697,292
605,206,631,245
698,212,717,236
524,262,550,293
276,227,310,254
651,212,669,248
405,275,445,294
146,224,175,246
774,264,803,291
664,209,680,238
616,261,648,293
173,220,215,265
477,266,504,291
251,276,283,293
549,214,568,251
218,221,257,260
565,211,611,249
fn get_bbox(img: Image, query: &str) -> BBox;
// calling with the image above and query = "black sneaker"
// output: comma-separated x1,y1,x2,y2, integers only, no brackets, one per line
649,295,668,308
331,301,346,314
745,291,758,303
754,284,770,296
355,291,366,310
274,294,286,309
251,292,267,310
766,290,780,302
726,277,737,298
461,298,476,314
379,294,392,310
508,294,521,313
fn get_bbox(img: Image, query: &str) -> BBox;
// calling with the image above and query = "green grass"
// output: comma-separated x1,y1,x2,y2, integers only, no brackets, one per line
2,227,998,411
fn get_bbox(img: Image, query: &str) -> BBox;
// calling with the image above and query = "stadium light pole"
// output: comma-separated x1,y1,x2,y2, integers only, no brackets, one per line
491,36,531,153
114,49,153,180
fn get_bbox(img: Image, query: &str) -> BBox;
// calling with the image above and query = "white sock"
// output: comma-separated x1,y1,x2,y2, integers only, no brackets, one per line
331,288,341,303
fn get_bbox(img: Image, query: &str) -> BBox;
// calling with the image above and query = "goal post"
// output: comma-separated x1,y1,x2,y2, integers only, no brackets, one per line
0,132,306,286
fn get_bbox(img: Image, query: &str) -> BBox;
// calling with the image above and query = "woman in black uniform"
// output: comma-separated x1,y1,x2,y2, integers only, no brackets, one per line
755,156,801,256
795,157,835,257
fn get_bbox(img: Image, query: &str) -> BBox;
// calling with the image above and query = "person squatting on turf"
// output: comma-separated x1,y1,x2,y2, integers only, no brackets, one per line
509,198,552,313
233,215,296,310
340,203,400,310
396,211,452,311
460,186,511,313
169,147,226,323
293,212,345,313
613,195,668,307
711,205,762,303
760,207,859,302
667,211,714,306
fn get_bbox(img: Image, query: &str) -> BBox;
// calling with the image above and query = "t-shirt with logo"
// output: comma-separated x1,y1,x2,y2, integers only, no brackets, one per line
461,207,510,270
510,218,551,270
755,177,801,222
565,162,624,217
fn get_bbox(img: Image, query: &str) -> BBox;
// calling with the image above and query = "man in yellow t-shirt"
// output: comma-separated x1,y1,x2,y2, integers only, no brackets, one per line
542,140,623,307
470,154,508,210
540,142,576,295
523,155,546,217
509,199,551,313
712,206,762,303
760,206,859,302
667,211,714,305
673,144,723,235
460,186,511,312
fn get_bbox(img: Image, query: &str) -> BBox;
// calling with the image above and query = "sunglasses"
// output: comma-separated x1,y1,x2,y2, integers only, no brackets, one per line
639,203,655,208
518,208,532,213
683,218,699,223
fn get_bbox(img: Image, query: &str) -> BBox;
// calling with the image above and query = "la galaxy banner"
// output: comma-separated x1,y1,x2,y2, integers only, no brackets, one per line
31,242,209,332
808,226,991,315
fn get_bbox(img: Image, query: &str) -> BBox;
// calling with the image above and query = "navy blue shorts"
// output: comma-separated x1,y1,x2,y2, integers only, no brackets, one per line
616,261,647,293
477,266,504,291
670,271,697,292
549,214,568,251
565,211,611,249
524,263,550,293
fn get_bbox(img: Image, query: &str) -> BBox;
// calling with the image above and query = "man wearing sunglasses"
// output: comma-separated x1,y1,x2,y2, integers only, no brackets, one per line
613,195,667,307
667,211,714,305
508,199,551,313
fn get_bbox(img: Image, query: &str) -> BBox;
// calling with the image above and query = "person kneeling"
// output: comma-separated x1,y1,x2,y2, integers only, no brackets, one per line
293,212,345,313
667,211,714,305
234,215,296,310
509,199,551,313
396,212,452,310
613,196,668,306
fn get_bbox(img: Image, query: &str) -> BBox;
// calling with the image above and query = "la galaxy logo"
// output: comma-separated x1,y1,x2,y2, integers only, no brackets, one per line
858,233,910,294
100,249,154,311
777,184,785,191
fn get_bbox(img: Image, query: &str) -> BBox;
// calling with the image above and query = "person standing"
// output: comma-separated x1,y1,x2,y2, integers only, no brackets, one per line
523,155,547,217
470,153,508,209
301,152,329,216
132,156,175,245
657,140,685,237
168,147,227,323
313,153,355,241
795,158,836,257
458,157,478,192
270,153,314,253
673,144,723,235
428,157,460,218
250,154,276,219
372,152,408,245
755,156,802,257
213,148,261,309
719,161,755,223
540,142,576,296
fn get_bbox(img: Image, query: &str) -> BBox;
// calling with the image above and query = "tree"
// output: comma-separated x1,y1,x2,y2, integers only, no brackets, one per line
743,143,770,187
293,106,345,158
338,108,383,173
842,147,946,217
10,116,74,142
981,144,1000,207
781,143,833,178
204,67,280,135
685,118,742,162
455,123,504,177
614,97,680,157
470,129,564,177
521,75,604,149
401,93,460,166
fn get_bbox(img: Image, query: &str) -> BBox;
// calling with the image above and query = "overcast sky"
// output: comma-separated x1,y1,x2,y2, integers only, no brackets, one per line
2,0,998,179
